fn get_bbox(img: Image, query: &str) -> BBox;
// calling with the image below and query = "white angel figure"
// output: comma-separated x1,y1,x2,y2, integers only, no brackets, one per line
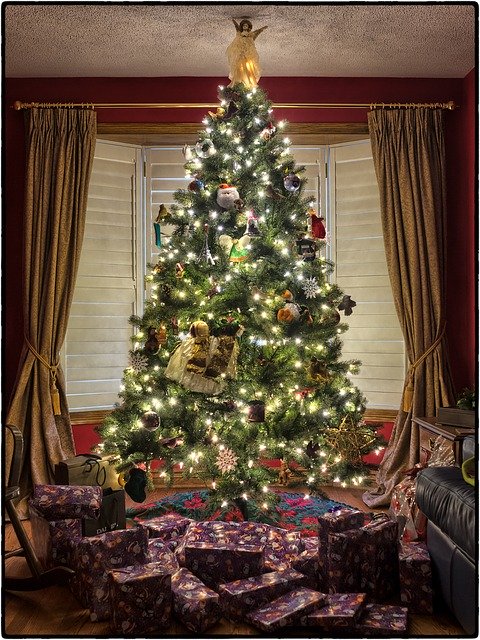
226,19,268,89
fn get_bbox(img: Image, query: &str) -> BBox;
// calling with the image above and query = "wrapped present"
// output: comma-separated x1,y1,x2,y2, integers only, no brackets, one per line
399,541,433,613
183,542,264,588
356,603,408,636
317,508,365,590
390,468,427,542
29,484,102,520
305,592,367,628
171,568,221,632
148,539,180,573
359,516,399,600
73,527,149,621
247,587,326,632
292,547,321,589
82,489,126,536
218,569,309,621
328,528,364,593
302,536,319,551
109,562,172,634
29,505,82,569
176,520,301,569
138,514,192,544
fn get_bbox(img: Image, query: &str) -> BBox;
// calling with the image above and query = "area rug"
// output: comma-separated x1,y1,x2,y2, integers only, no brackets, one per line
126,490,355,537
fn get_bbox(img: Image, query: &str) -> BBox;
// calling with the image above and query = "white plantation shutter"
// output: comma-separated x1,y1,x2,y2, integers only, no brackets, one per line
64,140,143,411
144,146,190,265
328,140,405,409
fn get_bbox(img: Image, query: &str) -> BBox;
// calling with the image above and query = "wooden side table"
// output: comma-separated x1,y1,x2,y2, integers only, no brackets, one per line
412,416,475,464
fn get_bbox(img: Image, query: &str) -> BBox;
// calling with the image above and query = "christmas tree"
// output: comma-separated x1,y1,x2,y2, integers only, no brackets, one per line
97,80,384,518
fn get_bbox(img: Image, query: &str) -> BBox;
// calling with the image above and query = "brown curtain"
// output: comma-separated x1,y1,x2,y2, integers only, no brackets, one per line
363,108,455,508
6,108,97,514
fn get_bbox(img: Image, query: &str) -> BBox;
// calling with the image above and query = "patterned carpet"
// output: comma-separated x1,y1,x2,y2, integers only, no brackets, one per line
126,490,352,537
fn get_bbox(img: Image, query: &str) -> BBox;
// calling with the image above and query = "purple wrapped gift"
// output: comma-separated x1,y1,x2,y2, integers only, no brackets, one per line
302,536,319,551
356,603,408,636
247,587,326,632
73,527,149,621
399,541,433,613
29,484,102,520
148,539,180,572
184,542,264,588
218,569,309,621
138,514,192,544
359,516,399,600
317,508,364,590
171,568,221,632
109,562,172,634
29,504,82,569
292,548,321,589
328,528,364,593
305,592,367,628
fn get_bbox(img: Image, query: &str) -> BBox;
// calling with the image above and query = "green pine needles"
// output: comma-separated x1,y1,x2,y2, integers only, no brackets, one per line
97,83,384,516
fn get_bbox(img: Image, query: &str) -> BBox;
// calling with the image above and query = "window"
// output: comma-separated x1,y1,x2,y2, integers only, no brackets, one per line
66,137,404,413
64,140,143,411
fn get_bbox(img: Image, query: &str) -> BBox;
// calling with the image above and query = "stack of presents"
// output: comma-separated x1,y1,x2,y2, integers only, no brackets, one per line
29,476,434,635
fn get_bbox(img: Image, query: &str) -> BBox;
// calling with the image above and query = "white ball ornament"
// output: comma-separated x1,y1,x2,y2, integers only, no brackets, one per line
195,139,216,158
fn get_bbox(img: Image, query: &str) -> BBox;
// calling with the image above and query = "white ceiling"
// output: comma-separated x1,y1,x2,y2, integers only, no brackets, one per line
4,2,476,79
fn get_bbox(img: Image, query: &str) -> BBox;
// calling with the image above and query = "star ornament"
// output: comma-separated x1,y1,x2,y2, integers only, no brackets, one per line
303,277,320,299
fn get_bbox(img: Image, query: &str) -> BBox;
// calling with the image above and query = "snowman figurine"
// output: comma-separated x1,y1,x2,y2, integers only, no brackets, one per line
217,184,240,210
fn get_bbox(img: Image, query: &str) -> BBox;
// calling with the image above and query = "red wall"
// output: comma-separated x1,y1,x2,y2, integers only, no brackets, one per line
4,75,476,408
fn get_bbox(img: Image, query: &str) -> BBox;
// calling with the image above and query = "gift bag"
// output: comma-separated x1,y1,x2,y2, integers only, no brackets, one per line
82,489,126,536
55,454,122,491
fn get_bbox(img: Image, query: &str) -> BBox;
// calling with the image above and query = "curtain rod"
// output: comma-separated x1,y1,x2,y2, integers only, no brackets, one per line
13,100,457,111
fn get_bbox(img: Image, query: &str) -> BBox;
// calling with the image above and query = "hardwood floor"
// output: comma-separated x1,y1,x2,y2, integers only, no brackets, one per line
3,485,465,637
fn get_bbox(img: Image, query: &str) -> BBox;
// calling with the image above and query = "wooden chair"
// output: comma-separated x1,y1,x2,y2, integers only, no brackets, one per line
4,423,74,590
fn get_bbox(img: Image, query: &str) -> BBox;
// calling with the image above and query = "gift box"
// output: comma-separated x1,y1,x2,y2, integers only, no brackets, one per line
171,568,221,632
328,528,364,593
82,489,126,536
73,527,149,621
29,484,102,520
218,569,309,621
108,562,172,634
247,587,326,632
148,539,180,573
29,505,82,569
399,541,433,613
317,508,365,590
138,514,192,544
183,542,264,588
359,516,399,600
305,592,367,628
292,547,321,589
355,603,408,636
55,454,123,491
391,470,427,542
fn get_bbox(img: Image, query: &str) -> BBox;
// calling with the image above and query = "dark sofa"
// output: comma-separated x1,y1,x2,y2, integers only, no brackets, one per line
416,434,477,635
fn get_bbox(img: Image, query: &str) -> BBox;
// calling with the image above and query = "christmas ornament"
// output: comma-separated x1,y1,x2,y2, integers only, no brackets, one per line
182,144,194,161
234,198,245,211
156,325,167,345
302,276,320,299
260,123,276,140
323,308,341,326
207,106,226,119
207,281,220,298
278,460,292,486
216,184,240,209
223,101,239,120
171,316,179,335
175,262,185,278
265,184,285,200
308,207,326,239
124,467,147,503
227,19,268,89
309,358,330,383
159,435,184,448
216,447,238,474
306,441,320,458
195,138,216,158
277,290,301,323
197,224,216,265
284,172,301,192
245,210,260,236
161,284,172,300
338,295,357,316
219,234,250,263
248,400,265,422
188,177,204,192
153,204,169,248
141,410,160,431
222,86,242,103
296,237,317,262
144,327,160,354
128,352,149,372
153,262,166,274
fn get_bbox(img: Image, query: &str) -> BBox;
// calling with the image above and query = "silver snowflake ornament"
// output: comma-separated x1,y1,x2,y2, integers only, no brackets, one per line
216,447,238,474
303,277,320,299
128,351,149,372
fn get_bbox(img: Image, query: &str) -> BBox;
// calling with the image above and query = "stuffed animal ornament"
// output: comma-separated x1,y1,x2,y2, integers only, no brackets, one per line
277,290,301,323
217,184,240,209
219,234,250,262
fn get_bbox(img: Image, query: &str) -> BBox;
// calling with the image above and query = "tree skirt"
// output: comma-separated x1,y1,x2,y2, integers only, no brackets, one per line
126,490,354,537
